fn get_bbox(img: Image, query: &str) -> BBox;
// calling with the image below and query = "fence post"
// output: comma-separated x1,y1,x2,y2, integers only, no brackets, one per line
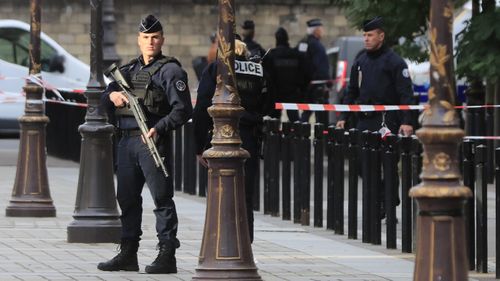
411,136,422,251
333,127,345,235
463,139,475,270
400,136,412,253
370,131,382,245
281,122,292,221
313,123,325,227
183,120,197,195
361,130,371,243
475,144,487,273
198,163,207,197
326,125,336,230
269,119,281,217
175,127,183,191
263,118,271,215
300,122,311,226
383,134,398,249
293,121,302,224
348,128,359,239
496,147,500,279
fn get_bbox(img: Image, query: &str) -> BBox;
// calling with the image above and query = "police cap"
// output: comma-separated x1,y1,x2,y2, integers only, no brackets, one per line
363,16,384,32
241,20,255,30
139,14,163,33
306,18,323,27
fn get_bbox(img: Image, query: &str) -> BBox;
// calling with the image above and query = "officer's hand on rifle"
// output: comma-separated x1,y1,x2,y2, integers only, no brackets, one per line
110,91,129,108
142,127,157,144
336,120,346,129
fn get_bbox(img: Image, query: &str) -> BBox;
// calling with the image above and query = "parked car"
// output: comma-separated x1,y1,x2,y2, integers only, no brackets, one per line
0,19,90,135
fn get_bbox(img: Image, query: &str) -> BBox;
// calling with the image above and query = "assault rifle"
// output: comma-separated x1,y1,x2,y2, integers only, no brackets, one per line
104,63,169,178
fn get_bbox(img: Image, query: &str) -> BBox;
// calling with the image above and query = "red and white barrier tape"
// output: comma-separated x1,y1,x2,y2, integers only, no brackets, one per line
275,102,500,112
464,136,500,140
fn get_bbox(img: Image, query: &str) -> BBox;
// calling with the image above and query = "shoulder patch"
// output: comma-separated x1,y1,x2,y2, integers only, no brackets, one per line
298,42,308,52
175,80,187,92
402,68,410,78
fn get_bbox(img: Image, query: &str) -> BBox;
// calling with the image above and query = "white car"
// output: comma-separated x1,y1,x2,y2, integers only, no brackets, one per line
0,19,90,135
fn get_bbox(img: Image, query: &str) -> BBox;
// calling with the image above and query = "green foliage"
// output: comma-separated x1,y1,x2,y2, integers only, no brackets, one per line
455,8,500,82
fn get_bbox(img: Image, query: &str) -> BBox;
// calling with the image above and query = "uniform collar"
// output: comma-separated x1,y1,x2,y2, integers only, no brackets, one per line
366,44,388,58
138,52,164,66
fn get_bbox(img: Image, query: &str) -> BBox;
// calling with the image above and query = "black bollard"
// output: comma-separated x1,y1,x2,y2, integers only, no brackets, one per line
462,139,475,270
475,144,487,273
496,147,500,279
175,127,183,192
369,131,382,245
292,121,302,223
348,129,360,239
198,163,207,197
313,123,325,227
333,127,345,235
300,122,311,226
326,125,336,230
269,119,281,217
361,130,372,243
183,120,197,195
383,134,398,249
400,136,412,253
411,136,422,251
281,122,292,221
263,118,271,215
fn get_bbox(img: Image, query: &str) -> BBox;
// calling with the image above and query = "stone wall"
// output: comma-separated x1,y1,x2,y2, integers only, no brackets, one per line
0,0,357,88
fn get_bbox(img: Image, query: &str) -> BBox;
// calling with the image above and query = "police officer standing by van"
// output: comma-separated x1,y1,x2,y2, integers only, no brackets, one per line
193,36,270,243
98,15,192,274
297,18,330,124
336,16,414,136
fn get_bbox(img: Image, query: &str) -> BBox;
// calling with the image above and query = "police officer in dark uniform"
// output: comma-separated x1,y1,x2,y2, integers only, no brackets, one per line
193,37,270,243
263,27,307,122
336,16,414,136
297,18,330,124
336,17,414,219
98,15,193,274
241,20,266,61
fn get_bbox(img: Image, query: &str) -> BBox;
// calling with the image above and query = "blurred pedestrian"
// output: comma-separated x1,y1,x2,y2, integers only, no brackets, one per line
297,18,330,125
241,20,266,61
263,27,307,122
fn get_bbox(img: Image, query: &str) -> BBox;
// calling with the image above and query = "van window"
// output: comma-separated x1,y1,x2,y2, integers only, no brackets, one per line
0,27,58,72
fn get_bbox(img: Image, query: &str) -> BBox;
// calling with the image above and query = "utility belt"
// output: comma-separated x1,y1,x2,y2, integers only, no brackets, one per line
357,111,382,119
119,128,142,137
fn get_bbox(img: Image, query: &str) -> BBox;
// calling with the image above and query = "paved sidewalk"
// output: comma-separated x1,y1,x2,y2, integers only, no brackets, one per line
0,138,493,280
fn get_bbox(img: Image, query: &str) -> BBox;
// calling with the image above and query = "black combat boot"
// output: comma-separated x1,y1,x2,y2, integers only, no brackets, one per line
145,241,177,274
97,240,139,271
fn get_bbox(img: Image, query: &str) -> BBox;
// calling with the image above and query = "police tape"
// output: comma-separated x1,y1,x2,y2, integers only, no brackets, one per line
275,102,500,112
0,96,87,108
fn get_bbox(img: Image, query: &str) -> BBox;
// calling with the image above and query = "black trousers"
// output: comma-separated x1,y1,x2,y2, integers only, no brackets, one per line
116,135,179,247
240,125,259,243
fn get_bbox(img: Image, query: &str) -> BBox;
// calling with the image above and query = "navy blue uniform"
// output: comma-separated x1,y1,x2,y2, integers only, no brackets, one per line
297,35,330,124
193,58,269,242
101,54,193,246
263,44,307,122
340,45,414,133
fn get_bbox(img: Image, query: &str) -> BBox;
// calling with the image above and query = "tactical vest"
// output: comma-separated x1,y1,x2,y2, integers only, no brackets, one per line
116,56,179,117
235,58,265,114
